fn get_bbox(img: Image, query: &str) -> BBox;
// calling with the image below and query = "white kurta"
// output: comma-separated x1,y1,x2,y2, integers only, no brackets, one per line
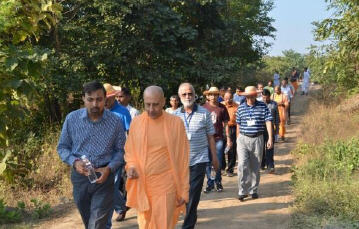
302,71,310,93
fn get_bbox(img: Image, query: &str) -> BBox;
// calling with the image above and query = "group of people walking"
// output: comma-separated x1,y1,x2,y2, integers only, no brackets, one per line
56,67,310,229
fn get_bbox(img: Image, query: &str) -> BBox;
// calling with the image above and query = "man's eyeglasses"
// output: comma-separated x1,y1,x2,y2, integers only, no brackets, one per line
181,93,193,97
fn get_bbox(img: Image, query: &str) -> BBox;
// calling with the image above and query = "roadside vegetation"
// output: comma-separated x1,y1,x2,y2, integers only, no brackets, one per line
290,89,359,228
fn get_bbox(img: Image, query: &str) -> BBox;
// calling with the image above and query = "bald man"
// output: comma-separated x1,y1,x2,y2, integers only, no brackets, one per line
125,86,190,229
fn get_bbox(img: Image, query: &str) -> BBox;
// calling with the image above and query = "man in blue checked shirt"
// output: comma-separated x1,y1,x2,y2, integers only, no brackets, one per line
174,83,219,229
57,81,126,229
236,86,273,202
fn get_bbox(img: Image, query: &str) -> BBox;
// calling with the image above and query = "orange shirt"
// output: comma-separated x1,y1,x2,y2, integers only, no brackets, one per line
222,101,238,127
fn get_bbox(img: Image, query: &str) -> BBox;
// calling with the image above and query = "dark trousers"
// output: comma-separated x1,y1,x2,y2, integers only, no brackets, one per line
288,102,291,121
261,131,275,169
71,169,114,229
182,162,206,229
226,126,237,173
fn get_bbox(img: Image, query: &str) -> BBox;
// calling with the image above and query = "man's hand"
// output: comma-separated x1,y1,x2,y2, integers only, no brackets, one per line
267,139,273,149
74,160,88,176
212,157,220,171
176,197,186,207
127,167,139,179
227,138,233,148
95,166,111,184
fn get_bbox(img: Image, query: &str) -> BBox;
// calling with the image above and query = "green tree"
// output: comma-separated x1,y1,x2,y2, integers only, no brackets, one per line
311,0,359,91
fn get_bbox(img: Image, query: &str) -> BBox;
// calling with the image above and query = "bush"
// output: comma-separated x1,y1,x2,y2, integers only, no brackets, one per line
292,138,359,226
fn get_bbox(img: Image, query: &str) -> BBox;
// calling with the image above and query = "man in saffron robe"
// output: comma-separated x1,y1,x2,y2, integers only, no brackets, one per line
125,86,190,229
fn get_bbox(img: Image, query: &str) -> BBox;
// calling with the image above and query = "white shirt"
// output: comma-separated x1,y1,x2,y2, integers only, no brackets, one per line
303,71,310,83
165,107,180,115
281,85,293,101
126,105,140,119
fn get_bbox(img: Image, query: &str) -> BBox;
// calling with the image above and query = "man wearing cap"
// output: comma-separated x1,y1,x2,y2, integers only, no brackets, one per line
57,81,126,228
203,87,230,193
236,86,273,201
103,83,132,226
104,83,132,132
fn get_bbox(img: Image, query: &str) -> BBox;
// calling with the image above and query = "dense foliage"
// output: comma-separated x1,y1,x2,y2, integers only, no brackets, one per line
0,0,275,185
309,0,359,92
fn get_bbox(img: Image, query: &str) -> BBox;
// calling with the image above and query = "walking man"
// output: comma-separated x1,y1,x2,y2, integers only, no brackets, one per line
103,83,131,225
203,87,230,193
281,78,293,125
57,81,126,228
174,83,219,229
261,89,280,173
301,67,310,95
273,70,280,87
236,86,273,201
221,91,238,177
117,87,140,119
125,86,189,229
272,86,289,142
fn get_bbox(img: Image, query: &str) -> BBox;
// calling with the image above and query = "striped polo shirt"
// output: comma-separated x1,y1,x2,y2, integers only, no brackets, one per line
236,100,273,135
174,104,215,166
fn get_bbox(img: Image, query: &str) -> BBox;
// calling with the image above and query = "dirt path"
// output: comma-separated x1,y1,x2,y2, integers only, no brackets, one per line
34,89,310,229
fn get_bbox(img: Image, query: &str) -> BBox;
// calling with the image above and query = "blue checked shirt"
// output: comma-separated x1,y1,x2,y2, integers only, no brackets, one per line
57,108,126,172
174,104,215,166
236,100,273,135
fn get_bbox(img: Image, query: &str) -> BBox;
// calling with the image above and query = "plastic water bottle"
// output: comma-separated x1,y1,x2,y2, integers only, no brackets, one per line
81,155,97,183
210,166,216,180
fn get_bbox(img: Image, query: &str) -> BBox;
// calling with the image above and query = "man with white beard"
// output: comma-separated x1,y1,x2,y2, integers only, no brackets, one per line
174,83,219,229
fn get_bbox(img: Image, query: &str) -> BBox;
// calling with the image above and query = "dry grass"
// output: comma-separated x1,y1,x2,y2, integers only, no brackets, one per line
0,132,73,209
297,100,359,145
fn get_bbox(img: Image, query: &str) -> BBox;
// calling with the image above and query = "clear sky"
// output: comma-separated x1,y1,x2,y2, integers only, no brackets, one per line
265,0,333,56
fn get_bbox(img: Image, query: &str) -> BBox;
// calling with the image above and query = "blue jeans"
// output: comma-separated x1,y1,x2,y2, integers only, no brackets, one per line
106,166,126,229
206,140,224,187
71,168,114,229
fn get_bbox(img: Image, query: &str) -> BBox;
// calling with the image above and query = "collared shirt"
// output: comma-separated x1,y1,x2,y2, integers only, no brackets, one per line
264,100,280,126
165,107,180,115
126,104,140,119
222,101,238,127
203,102,229,141
236,100,273,135
174,104,215,166
57,108,126,172
281,85,293,101
110,100,132,131
233,94,246,105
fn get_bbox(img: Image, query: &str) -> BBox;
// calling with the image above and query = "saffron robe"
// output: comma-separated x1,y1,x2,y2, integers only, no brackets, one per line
125,112,190,229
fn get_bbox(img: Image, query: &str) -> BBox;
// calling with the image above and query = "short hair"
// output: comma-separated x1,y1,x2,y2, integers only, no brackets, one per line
83,81,106,96
283,77,289,81
121,87,131,96
178,83,195,95
170,95,179,101
262,89,271,96
257,82,264,87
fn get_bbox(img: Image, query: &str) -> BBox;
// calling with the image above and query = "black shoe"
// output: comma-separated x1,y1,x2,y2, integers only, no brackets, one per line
251,193,259,199
238,195,248,201
204,186,214,193
216,183,223,192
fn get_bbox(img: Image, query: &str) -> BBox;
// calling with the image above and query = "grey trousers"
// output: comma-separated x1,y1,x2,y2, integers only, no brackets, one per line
71,169,114,229
237,134,264,195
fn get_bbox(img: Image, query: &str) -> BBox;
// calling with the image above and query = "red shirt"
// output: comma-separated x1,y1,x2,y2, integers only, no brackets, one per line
203,103,229,141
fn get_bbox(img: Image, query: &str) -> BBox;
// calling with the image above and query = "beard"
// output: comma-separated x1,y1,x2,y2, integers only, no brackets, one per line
181,98,195,108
